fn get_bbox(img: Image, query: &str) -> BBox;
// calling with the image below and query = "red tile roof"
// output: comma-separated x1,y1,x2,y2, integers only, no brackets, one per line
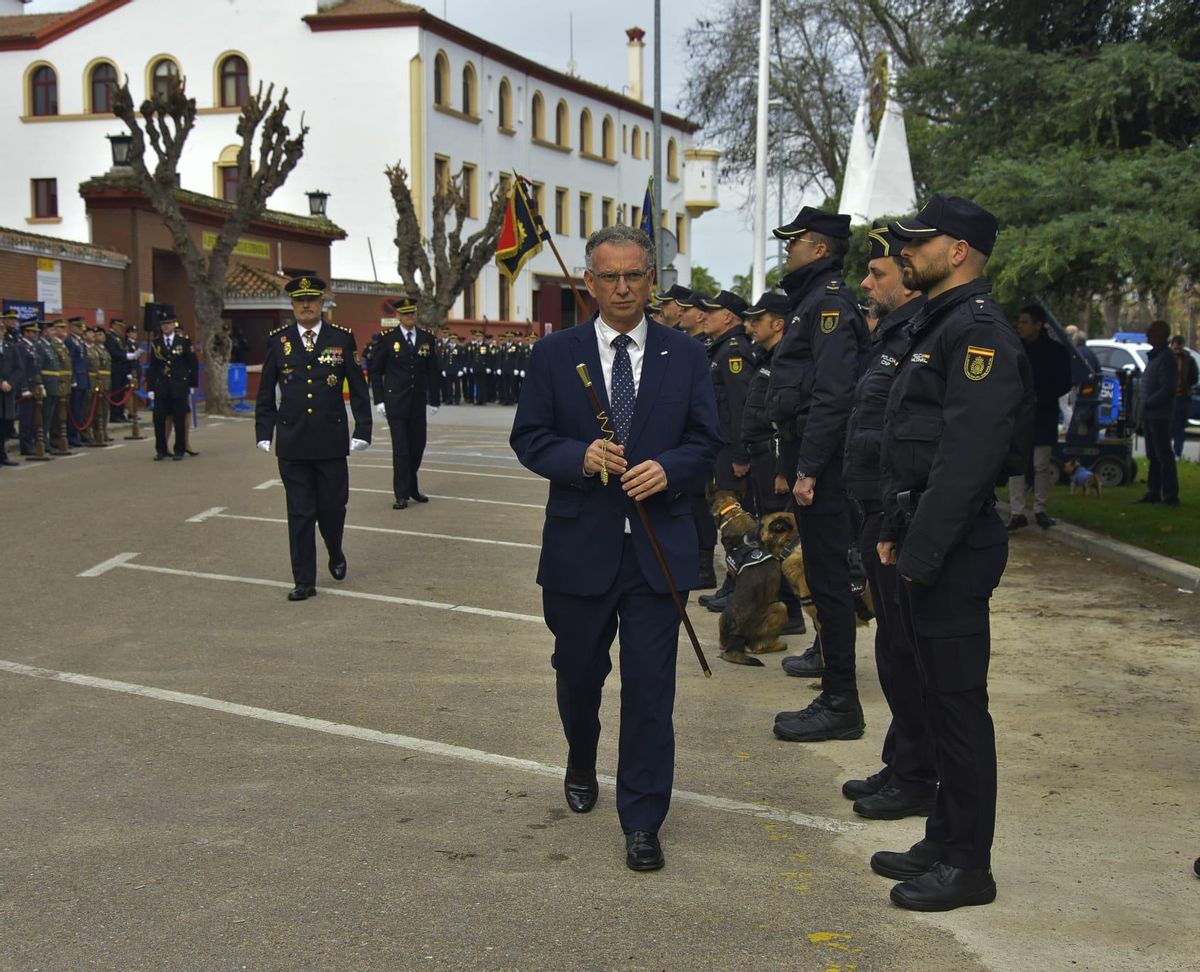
0,0,131,50
224,264,288,299
0,224,128,265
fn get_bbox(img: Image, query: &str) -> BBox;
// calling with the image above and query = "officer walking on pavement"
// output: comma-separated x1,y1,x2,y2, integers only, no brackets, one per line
871,193,1034,912
369,296,440,509
766,207,871,742
255,276,372,600
148,315,198,460
840,225,935,821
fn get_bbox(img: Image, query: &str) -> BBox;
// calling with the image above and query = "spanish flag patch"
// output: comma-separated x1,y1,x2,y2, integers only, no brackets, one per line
820,311,840,334
964,346,995,381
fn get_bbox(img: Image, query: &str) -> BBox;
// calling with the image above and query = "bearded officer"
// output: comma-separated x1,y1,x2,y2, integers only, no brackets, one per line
369,296,440,509
256,276,372,600
871,194,1033,911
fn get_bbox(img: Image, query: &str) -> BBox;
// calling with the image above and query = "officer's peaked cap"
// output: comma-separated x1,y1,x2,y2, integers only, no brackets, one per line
866,226,906,260
698,290,749,318
774,206,851,241
655,284,693,305
744,290,791,318
890,194,999,256
285,275,326,299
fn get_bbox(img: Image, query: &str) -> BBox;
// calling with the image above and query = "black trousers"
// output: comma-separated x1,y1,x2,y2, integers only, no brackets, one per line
859,506,936,789
277,457,349,587
542,536,682,835
0,416,12,459
17,397,35,453
797,458,857,698
387,410,427,501
898,507,1007,870
1143,415,1179,502
689,474,716,557
153,383,189,457
748,450,788,516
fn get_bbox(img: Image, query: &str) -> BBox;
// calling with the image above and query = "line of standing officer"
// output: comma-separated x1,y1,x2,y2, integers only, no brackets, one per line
369,297,440,509
766,207,871,743
0,311,23,467
871,194,1034,912
147,314,198,461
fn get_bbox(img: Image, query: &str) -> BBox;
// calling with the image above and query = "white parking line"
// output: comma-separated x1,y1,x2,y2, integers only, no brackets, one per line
0,658,862,835
252,480,541,510
351,464,539,483
193,510,540,550
253,479,281,490
77,553,542,621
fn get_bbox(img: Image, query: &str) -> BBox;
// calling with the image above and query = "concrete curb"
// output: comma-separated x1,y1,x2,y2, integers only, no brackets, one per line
998,502,1200,593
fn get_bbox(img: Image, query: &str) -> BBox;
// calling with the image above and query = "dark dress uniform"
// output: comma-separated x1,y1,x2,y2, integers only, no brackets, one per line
0,323,26,465
766,209,870,731
256,317,372,590
702,292,755,492
147,324,198,459
105,326,130,421
369,323,440,506
741,293,792,515
843,279,935,811
65,324,90,446
16,325,43,455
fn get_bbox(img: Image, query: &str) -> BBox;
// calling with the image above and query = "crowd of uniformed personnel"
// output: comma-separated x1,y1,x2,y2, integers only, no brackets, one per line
640,195,1035,913
0,309,144,465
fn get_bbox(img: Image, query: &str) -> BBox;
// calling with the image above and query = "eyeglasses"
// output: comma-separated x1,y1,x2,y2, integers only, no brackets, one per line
789,237,821,248
591,270,651,286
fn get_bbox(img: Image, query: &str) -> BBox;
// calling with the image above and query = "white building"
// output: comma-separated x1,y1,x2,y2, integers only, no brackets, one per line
0,0,720,328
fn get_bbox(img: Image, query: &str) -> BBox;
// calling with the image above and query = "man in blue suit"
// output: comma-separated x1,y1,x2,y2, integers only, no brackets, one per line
511,226,721,872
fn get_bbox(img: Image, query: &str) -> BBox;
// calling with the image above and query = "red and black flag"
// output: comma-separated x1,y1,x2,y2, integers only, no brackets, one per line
496,176,544,282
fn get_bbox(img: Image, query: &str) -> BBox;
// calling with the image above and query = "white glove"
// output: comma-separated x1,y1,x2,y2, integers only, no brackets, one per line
126,351,138,360
426,405,439,419
257,440,271,453
350,438,369,452
374,402,387,417
148,391,155,402
190,388,198,395
520,370,525,377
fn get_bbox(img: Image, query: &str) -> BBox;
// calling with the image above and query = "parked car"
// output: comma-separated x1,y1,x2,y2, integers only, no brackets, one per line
1086,337,1200,429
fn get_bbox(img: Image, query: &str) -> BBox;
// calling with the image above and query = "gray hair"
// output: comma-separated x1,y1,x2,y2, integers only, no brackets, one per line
584,225,655,271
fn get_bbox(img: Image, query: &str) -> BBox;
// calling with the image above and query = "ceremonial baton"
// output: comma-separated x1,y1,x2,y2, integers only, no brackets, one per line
575,363,712,678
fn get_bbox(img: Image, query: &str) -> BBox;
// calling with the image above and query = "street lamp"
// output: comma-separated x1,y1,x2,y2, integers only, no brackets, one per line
106,133,132,167
306,190,330,217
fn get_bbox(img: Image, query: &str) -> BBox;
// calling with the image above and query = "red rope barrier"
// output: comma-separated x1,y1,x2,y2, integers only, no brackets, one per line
67,389,100,432
108,385,133,407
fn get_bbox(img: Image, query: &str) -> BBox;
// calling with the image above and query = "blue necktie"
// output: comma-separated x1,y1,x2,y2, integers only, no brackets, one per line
610,334,635,445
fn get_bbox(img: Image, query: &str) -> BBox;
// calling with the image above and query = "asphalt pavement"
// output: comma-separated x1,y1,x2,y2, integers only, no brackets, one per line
1,405,1197,972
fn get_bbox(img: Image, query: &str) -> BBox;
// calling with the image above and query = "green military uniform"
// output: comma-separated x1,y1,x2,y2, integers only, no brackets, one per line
87,330,112,445
51,332,72,452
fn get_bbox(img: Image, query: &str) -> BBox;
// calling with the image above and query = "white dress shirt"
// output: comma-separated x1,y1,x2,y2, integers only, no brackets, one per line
593,316,648,534
299,321,323,346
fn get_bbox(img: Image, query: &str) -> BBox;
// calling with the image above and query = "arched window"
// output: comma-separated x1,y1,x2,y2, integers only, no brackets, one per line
601,115,615,160
215,144,240,201
433,51,450,107
88,61,117,114
667,137,679,180
631,124,642,159
461,63,477,116
531,91,545,139
498,77,512,129
150,57,180,100
218,54,249,108
579,108,593,154
30,65,58,116
555,99,569,147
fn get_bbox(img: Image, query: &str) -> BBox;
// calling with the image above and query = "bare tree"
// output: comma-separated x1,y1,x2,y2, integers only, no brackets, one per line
387,164,508,330
112,76,307,414
682,0,947,202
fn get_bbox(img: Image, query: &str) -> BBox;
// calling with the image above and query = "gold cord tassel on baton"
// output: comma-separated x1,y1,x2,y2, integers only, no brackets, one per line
575,363,713,678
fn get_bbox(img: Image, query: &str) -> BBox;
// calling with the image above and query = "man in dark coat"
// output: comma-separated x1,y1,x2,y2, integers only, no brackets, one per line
1006,305,1073,530
368,297,440,509
0,311,26,466
256,276,372,599
1135,319,1179,506
147,315,198,461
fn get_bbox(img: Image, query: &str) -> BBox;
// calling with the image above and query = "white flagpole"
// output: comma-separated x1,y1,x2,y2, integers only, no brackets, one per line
752,0,771,297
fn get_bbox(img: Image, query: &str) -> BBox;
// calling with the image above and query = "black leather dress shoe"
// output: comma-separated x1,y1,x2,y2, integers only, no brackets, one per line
853,783,937,820
393,499,408,509
774,694,864,742
0,457,20,467
842,767,892,800
328,557,347,581
870,838,942,880
153,453,166,461
287,586,317,602
625,831,665,871
782,641,824,677
698,574,733,608
563,764,598,813
890,862,997,911
412,492,429,503
172,453,184,461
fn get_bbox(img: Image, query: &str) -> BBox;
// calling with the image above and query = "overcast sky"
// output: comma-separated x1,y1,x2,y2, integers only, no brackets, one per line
24,0,764,289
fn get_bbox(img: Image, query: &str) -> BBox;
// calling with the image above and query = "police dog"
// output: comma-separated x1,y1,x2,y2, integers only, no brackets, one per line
760,511,875,628
1065,459,1102,497
712,491,787,666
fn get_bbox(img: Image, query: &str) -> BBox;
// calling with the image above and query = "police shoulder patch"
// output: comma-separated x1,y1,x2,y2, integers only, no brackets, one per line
820,310,840,334
728,356,743,374
826,281,840,293
964,345,996,381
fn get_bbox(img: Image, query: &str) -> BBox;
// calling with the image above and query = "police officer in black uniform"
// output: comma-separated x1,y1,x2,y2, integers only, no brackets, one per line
741,291,791,515
870,194,1033,912
369,297,440,509
767,207,870,742
840,226,935,821
147,314,198,461
653,284,692,330
256,275,372,600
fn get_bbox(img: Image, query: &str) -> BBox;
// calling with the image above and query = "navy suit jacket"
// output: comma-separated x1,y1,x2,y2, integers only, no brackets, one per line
511,317,722,597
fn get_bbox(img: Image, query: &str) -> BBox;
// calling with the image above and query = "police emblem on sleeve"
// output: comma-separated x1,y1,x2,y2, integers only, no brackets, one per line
729,356,743,374
820,311,840,334
964,346,996,381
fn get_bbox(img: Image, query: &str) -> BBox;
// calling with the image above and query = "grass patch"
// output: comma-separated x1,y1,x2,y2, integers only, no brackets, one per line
1001,459,1200,566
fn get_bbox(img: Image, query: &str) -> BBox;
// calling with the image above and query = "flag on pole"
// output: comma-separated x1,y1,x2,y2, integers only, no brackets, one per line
496,178,543,282
638,178,655,239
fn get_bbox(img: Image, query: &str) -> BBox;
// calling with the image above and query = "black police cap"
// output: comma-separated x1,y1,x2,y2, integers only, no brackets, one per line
773,206,851,241
655,284,693,305
890,193,999,257
285,275,327,299
866,226,905,260
744,290,791,318
698,290,749,318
